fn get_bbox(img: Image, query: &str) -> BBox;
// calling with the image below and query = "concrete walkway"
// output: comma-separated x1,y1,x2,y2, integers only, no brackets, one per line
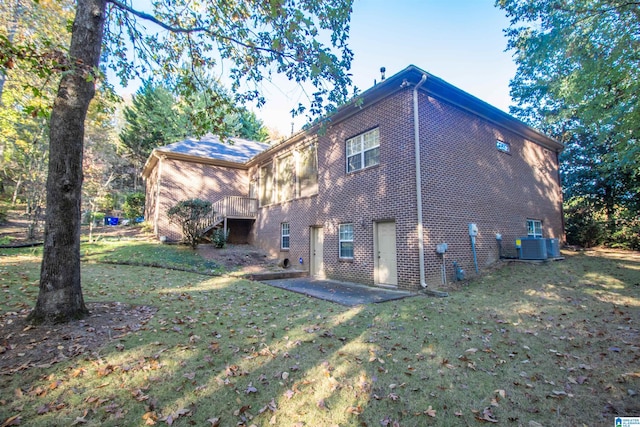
259,277,417,306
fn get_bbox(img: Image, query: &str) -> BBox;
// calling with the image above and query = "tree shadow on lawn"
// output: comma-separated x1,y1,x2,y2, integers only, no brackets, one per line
1,249,639,426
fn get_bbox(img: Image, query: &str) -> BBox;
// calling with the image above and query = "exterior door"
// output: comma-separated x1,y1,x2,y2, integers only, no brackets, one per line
310,227,324,278
376,221,398,286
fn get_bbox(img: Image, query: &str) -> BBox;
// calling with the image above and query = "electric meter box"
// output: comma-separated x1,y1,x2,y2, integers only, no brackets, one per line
468,223,478,237
436,243,448,254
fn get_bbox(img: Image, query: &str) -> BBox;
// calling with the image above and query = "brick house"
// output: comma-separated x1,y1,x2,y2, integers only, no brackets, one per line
143,65,564,291
142,134,270,244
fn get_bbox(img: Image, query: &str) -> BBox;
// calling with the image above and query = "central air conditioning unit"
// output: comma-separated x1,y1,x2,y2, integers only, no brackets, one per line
517,237,548,260
546,238,560,258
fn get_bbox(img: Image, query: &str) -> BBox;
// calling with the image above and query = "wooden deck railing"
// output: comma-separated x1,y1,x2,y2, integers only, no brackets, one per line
201,196,258,233
212,196,258,219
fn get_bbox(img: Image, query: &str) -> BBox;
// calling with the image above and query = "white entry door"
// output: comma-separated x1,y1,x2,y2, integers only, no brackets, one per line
310,227,324,278
376,221,398,286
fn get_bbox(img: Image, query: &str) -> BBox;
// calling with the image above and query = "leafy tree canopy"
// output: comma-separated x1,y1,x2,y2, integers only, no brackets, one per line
497,0,639,243
119,81,189,167
104,0,354,131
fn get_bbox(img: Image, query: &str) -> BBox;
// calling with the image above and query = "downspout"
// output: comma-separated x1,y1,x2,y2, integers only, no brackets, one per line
556,150,566,244
413,74,448,297
154,154,164,237
413,74,428,288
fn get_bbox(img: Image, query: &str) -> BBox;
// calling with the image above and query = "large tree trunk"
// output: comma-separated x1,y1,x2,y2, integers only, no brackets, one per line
29,0,107,324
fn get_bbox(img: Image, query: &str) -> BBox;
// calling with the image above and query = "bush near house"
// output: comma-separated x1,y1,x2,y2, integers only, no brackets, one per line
167,198,212,249
212,227,229,248
565,197,640,250
564,198,605,248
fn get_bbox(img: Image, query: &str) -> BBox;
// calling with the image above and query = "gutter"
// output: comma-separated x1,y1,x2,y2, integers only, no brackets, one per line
412,74,449,297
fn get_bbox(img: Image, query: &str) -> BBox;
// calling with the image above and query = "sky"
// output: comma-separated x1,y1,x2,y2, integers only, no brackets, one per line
253,0,517,136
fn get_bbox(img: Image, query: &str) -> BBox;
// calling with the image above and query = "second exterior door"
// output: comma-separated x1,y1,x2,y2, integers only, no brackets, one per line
375,221,398,286
310,227,324,278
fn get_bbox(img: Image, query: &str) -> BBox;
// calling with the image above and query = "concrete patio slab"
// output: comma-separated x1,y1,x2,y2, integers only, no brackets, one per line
259,277,418,306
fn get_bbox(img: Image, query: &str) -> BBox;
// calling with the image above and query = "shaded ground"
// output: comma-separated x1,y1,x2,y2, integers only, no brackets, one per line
0,211,143,246
0,210,282,374
0,303,157,375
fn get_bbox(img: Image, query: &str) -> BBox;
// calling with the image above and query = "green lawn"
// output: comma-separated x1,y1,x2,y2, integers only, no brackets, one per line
0,242,638,426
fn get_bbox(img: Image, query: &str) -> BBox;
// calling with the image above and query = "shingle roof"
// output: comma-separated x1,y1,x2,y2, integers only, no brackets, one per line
156,133,270,164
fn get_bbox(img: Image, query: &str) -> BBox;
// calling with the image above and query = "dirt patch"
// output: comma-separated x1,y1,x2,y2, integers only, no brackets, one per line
0,303,157,375
196,243,283,274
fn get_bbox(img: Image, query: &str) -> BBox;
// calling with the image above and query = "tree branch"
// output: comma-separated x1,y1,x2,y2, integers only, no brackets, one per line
106,0,295,60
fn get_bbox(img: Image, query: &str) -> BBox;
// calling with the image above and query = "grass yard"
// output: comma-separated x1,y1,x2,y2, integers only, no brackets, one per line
0,242,638,426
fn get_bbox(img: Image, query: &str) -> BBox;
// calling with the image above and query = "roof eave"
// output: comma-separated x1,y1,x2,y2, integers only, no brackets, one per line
142,149,251,175
305,65,564,153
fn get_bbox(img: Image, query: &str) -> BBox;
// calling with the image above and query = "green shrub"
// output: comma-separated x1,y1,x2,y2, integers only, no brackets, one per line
212,228,230,248
608,217,640,250
564,198,605,248
91,212,106,225
123,192,145,220
140,221,154,233
167,199,212,249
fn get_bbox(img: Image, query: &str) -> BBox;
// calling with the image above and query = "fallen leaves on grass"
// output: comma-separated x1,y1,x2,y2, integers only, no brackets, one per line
423,405,436,417
473,407,499,423
0,303,157,374
160,408,192,425
0,415,21,427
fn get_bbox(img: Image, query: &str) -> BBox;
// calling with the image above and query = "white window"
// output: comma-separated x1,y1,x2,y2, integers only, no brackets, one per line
339,223,354,259
346,128,380,173
281,223,290,250
527,219,543,238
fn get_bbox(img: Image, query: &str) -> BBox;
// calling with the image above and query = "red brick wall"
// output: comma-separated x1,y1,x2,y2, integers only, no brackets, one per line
251,90,420,288
250,87,562,291
153,157,249,241
419,92,563,285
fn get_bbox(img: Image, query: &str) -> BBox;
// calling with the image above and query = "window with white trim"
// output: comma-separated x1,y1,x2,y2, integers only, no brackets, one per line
527,219,543,238
339,223,354,259
281,223,290,250
346,128,380,173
